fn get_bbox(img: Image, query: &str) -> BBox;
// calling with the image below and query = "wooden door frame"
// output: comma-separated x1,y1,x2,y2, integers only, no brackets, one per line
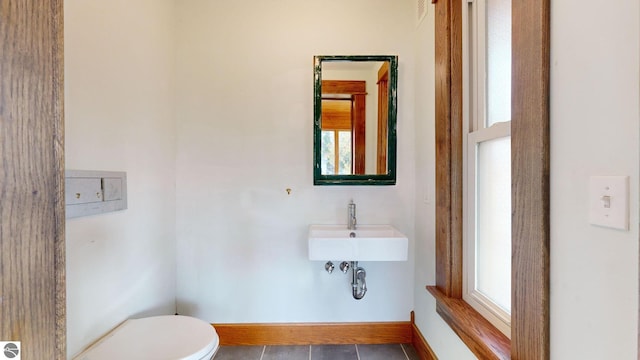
0,1,66,358
376,62,389,175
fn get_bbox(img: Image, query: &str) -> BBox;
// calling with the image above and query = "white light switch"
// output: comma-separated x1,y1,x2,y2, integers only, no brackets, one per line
589,176,629,230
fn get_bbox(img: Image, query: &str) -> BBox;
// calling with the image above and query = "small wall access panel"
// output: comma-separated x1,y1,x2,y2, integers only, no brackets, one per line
65,170,127,218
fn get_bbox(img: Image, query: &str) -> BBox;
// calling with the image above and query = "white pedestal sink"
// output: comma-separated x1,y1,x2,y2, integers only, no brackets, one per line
308,224,408,261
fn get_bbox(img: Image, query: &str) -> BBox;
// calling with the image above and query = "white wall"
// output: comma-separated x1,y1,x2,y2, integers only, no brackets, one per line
550,0,639,358
174,0,416,323
64,1,177,357
412,1,640,359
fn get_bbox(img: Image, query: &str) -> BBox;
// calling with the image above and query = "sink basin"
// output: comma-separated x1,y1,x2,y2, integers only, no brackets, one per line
308,224,408,261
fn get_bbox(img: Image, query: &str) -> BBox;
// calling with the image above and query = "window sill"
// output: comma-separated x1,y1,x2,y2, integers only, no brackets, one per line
426,286,511,360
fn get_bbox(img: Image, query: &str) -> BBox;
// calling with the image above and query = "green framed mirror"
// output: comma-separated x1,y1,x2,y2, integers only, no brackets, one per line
313,55,398,185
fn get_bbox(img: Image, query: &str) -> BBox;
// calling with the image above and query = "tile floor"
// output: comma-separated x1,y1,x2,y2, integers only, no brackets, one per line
212,343,420,360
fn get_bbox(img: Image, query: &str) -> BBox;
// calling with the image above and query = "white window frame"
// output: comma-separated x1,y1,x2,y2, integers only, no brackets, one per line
461,0,512,338
321,129,353,175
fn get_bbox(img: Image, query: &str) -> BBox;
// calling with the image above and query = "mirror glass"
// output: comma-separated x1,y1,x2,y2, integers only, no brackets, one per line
313,55,398,185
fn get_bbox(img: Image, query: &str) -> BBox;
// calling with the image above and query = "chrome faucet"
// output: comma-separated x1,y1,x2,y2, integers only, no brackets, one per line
347,200,357,230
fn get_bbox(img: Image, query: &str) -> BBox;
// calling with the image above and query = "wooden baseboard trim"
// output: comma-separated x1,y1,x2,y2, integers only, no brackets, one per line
212,321,412,346
410,311,438,360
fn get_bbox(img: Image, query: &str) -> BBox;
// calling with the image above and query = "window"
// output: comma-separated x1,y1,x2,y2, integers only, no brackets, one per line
320,98,354,175
428,0,549,358
462,0,512,337
319,81,368,176
321,129,352,175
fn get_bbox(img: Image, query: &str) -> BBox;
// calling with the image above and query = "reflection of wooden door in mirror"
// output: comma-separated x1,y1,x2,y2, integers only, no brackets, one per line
321,80,366,174
377,62,389,174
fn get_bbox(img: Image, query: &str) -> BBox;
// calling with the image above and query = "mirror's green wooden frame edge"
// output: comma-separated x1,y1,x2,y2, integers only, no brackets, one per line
313,55,399,186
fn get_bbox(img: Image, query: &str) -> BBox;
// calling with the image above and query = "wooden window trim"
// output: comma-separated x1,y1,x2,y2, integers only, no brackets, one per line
427,286,510,359
321,80,367,175
428,0,550,359
321,80,367,95
321,100,352,130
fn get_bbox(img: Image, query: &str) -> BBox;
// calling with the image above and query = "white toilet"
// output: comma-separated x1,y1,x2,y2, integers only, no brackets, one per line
74,315,219,360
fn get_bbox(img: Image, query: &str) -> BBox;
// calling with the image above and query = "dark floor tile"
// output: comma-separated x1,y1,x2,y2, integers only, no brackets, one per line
311,344,358,360
213,345,264,360
263,345,310,360
401,343,420,360
357,344,407,360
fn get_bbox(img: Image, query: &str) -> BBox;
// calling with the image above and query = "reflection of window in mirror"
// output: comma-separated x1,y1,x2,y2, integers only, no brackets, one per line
321,99,352,174
321,129,351,174
320,80,366,175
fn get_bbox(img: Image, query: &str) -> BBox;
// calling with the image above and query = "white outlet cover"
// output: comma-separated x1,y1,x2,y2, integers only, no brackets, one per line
588,176,629,230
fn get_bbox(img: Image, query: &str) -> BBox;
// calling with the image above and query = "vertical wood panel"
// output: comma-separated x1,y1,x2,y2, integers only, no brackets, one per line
376,78,388,174
511,0,550,358
352,94,366,174
52,1,66,357
434,0,453,295
0,1,66,359
448,0,464,300
434,0,463,299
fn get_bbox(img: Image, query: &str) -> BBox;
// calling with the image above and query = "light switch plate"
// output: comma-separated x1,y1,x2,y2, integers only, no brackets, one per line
66,170,127,219
102,177,123,201
589,176,629,230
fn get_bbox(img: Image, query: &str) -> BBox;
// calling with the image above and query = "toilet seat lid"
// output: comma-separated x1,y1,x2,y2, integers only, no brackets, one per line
75,315,219,360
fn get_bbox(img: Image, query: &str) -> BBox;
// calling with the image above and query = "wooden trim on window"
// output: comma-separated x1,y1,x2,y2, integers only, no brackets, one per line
321,80,366,95
510,0,550,358
321,100,351,130
321,81,367,175
430,0,549,358
428,286,510,359
434,0,463,299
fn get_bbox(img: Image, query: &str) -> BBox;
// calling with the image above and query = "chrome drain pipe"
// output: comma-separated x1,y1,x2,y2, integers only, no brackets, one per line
351,261,367,300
